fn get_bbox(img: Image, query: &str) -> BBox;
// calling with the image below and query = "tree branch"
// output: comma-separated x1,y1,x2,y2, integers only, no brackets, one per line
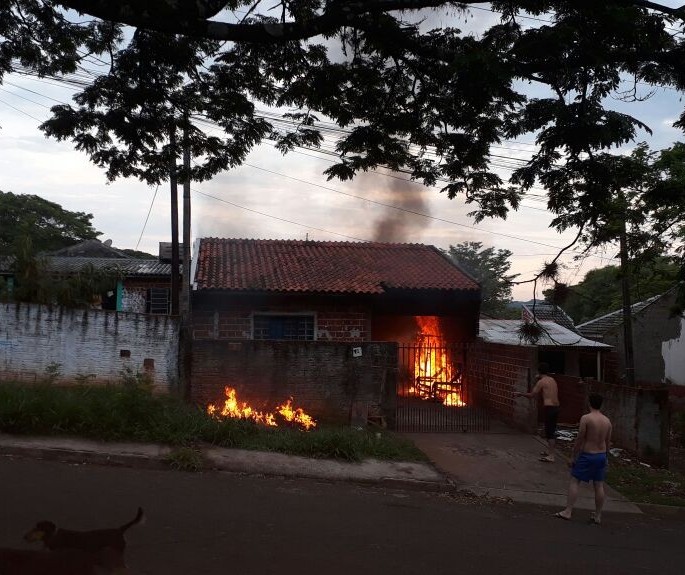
58,0,458,42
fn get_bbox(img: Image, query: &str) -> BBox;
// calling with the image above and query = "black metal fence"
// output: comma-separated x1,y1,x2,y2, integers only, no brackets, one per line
395,342,490,432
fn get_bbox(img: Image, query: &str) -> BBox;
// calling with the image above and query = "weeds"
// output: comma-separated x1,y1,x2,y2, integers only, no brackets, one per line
166,446,205,472
0,383,425,462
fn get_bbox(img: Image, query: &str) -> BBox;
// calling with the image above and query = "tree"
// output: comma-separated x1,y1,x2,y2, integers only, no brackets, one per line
547,257,680,324
0,190,100,255
2,1,685,262
445,242,518,317
1,236,121,308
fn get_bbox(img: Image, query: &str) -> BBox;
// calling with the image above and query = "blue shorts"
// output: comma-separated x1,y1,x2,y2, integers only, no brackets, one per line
571,452,607,483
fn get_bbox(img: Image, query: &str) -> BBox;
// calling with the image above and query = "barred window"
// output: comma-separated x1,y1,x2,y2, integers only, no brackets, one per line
146,288,170,315
253,314,314,340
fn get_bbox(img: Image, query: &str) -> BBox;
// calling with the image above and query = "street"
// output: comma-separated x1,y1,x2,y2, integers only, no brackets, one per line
1,456,683,575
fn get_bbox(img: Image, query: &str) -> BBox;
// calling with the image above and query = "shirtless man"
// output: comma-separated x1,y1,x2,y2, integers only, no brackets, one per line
514,362,560,462
555,393,612,524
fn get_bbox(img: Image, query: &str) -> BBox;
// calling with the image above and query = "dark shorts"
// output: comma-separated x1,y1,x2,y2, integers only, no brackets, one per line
571,452,607,483
544,406,560,439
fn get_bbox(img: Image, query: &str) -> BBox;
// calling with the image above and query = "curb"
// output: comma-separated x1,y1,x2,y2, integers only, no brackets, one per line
0,444,171,471
0,441,454,495
636,502,685,518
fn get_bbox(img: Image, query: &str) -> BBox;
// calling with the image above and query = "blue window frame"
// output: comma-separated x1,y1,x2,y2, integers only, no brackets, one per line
253,314,315,340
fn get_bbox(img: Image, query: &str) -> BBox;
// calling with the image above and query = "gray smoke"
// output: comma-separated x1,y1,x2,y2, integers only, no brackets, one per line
371,175,430,243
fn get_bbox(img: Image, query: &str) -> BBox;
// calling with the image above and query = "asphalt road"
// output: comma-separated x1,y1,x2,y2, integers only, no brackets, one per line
1,456,683,575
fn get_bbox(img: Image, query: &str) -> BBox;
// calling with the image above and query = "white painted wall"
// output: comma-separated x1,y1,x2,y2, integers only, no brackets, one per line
663,316,685,386
0,302,179,391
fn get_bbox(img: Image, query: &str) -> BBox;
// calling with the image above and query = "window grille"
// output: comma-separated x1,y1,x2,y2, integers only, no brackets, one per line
253,314,315,340
146,288,170,315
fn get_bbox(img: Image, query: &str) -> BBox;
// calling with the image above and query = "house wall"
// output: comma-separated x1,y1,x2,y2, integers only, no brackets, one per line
663,316,685,386
190,340,397,424
193,299,478,344
192,301,371,342
465,342,537,431
121,278,172,314
0,302,179,391
602,291,682,385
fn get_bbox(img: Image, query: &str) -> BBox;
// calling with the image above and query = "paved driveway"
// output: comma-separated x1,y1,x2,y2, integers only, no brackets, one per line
405,424,640,513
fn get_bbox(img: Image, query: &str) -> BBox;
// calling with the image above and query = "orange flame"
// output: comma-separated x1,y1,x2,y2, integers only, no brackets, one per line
411,316,465,407
207,387,317,430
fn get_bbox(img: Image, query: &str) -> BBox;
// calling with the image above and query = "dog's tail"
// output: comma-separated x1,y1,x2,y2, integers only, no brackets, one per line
118,507,145,533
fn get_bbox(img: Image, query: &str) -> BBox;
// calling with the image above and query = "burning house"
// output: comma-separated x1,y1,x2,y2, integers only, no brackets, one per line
190,238,482,430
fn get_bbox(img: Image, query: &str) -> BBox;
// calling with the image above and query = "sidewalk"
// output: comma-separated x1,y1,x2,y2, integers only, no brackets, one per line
0,432,645,514
0,433,449,492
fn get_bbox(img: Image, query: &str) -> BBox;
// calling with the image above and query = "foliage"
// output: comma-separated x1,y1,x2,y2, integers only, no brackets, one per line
166,446,206,472
444,242,518,317
0,383,427,462
2,1,685,252
6,236,122,308
607,463,685,507
43,362,63,384
547,257,680,324
0,190,100,256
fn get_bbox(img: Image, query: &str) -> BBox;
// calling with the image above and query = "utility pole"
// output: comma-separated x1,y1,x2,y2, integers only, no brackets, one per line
618,194,636,386
179,114,192,400
169,126,180,316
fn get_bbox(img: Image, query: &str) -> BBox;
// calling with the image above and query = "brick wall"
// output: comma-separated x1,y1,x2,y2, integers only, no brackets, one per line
192,300,372,342
555,374,588,424
465,342,537,431
0,302,179,391
191,340,397,424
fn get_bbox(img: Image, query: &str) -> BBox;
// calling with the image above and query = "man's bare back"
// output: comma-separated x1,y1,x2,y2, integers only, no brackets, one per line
532,375,559,407
577,411,612,454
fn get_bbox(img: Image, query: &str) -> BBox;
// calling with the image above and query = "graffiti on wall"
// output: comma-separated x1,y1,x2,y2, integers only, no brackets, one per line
122,288,147,313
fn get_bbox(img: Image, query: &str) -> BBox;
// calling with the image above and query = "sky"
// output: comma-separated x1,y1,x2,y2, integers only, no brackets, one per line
1,2,683,301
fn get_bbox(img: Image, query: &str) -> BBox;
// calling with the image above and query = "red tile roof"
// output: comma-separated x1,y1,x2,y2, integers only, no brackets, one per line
194,238,480,294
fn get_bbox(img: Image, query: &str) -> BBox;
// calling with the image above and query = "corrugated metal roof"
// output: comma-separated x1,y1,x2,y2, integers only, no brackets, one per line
0,256,170,276
194,238,481,294
479,319,611,348
522,302,577,333
576,294,664,340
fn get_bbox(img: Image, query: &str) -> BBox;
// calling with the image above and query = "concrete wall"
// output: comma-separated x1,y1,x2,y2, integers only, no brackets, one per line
602,291,683,386
590,381,670,464
190,340,397,424
663,316,685,386
0,302,179,391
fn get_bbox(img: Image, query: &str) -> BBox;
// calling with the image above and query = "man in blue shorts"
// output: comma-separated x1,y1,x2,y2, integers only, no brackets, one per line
555,393,612,524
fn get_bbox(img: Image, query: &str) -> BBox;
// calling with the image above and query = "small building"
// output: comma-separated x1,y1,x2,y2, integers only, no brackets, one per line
190,237,482,428
577,286,684,387
469,318,611,430
0,240,174,315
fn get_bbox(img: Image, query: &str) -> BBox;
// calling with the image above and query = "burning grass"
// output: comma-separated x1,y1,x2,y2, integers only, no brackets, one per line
0,383,426,462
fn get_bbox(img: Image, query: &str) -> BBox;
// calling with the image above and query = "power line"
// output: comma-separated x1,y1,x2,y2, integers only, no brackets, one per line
136,184,160,250
0,97,42,122
192,188,370,242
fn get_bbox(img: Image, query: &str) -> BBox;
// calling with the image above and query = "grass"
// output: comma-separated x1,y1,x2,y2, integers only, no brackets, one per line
607,464,685,507
0,382,426,463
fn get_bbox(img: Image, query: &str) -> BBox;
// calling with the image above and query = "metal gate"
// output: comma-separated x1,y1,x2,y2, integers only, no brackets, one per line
395,343,489,432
